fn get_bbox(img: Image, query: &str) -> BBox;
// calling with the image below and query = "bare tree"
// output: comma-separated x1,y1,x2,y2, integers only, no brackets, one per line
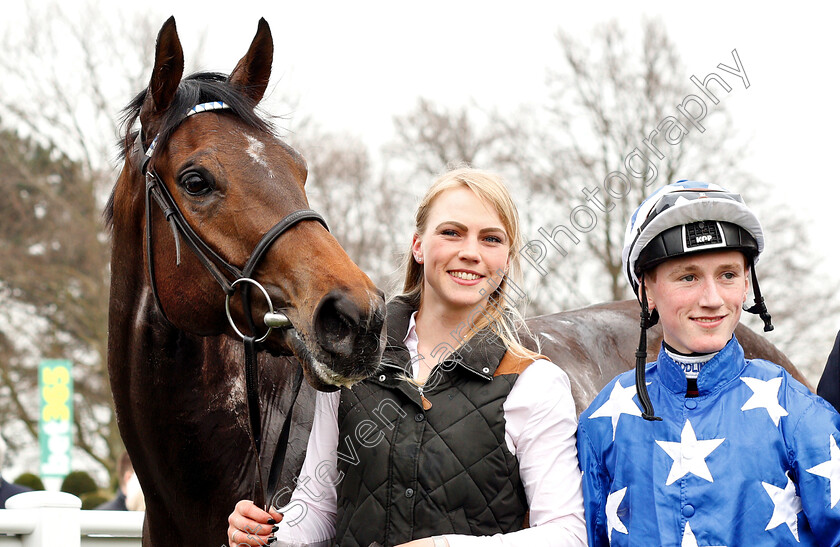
0,2,166,481
387,98,514,177
736,179,840,383
287,120,411,291
0,126,113,472
544,20,840,380
382,19,840,382
542,20,745,303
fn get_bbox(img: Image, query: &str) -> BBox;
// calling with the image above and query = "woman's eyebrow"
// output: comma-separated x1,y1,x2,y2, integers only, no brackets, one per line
433,221,505,234
434,220,467,231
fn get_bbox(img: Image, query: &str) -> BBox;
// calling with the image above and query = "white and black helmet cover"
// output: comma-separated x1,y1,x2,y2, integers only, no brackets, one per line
622,180,764,296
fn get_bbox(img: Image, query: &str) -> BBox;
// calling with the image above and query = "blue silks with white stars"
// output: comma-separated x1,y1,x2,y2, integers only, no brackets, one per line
578,337,840,546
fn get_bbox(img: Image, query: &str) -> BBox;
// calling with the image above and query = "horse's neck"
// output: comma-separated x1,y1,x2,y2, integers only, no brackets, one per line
107,257,254,487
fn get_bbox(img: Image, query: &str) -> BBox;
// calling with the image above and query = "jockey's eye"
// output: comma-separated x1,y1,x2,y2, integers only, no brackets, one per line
180,171,213,196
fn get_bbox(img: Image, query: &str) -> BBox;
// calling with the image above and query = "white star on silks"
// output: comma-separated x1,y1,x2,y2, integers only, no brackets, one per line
588,380,642,439
605,487,628,542
762,472,803,541
806,434,840,508
740,376,788,426
655,419,725,485
681,521,727,547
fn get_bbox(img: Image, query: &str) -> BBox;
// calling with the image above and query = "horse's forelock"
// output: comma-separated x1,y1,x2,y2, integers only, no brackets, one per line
157,72,273,149
105,72,277,231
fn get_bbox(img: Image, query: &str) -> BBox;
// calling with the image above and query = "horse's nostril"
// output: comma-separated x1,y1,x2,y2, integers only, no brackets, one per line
314,292,360,358
368,304,385,335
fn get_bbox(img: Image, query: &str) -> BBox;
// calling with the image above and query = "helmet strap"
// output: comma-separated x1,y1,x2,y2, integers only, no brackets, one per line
636,273,662,421
743,259,774,332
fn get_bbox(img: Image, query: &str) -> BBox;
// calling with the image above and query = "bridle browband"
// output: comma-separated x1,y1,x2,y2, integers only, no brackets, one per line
135,101,327,509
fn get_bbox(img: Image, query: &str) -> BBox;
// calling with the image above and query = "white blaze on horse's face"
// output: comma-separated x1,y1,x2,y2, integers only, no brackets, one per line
242,132,274,179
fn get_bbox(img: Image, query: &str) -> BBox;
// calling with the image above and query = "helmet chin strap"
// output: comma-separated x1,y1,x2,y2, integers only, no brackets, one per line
744,259,773,332
634,257,772,423
636,273,662,422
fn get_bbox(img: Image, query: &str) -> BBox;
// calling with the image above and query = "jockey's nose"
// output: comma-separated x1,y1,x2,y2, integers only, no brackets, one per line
699,279,725,309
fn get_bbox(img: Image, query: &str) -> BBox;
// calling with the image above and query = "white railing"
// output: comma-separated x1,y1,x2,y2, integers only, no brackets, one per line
0,491,143,547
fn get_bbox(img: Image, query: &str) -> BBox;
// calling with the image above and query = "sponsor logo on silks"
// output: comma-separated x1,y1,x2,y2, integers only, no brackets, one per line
680,362,704,379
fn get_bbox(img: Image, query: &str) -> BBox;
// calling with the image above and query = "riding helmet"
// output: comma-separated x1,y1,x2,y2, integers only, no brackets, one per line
621,180,772,420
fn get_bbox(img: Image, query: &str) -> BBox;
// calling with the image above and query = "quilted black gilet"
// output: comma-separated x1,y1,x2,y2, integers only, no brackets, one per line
333,297,529,546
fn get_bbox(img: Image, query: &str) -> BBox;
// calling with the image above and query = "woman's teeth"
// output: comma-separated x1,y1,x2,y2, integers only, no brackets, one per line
450,271,480,280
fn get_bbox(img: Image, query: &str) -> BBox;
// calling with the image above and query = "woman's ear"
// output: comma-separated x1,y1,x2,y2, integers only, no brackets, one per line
411,234,423,264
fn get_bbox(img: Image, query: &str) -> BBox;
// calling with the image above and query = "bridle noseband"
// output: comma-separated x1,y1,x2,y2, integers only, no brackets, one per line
135,101,328,508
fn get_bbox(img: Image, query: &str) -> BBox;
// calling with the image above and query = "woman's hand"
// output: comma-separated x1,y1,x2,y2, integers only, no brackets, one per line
227,499,283,546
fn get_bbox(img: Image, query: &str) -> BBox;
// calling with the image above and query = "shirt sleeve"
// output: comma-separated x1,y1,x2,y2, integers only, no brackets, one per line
443,359,587,547
789,389,840,546
576,413,610,547
273,390,340,544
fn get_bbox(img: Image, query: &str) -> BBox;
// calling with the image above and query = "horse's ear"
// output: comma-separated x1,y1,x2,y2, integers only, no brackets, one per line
229,18,273,105
148,16,184,114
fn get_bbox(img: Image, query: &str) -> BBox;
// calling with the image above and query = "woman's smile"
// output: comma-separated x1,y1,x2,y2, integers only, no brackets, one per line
412,186,510,317
448,269,483,283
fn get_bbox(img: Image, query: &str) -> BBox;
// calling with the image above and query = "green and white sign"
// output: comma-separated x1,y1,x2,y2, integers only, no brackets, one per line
38,359,73,479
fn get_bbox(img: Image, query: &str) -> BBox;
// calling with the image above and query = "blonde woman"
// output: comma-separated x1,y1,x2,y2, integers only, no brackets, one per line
228,168,586,547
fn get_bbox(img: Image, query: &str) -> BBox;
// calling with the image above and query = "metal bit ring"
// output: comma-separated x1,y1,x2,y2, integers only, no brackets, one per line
225,277,278,343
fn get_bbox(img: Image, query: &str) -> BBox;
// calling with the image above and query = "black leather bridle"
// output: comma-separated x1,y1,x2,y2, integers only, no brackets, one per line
135,101,327,508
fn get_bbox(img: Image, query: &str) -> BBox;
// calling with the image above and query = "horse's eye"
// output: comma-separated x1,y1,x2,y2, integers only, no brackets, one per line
180,172,212,196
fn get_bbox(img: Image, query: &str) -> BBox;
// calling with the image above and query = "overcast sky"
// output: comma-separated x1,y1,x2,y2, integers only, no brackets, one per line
10,0,836,269
124,1,837,273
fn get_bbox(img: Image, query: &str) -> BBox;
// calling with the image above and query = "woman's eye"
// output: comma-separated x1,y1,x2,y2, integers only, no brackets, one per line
485,235,504,244
441,229,458,237
181,172,212,196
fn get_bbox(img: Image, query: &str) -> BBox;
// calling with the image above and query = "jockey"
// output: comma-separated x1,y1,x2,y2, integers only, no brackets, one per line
577,181,840,546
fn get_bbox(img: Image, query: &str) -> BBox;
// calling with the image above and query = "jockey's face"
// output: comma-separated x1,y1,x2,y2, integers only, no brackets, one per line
644,250,749,354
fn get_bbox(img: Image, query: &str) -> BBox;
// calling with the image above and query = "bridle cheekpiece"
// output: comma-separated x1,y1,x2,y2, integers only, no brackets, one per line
135,100,328,508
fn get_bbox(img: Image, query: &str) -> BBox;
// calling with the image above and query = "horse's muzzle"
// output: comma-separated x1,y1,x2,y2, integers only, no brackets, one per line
312,290,386,376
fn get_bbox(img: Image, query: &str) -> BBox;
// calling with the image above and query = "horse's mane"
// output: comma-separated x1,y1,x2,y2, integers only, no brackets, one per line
103,72,275,231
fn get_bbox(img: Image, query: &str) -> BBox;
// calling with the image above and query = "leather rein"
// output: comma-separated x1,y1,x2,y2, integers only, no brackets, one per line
135,101,327,509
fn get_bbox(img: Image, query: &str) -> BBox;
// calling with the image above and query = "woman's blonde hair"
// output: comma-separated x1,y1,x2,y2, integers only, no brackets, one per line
399,166,537,360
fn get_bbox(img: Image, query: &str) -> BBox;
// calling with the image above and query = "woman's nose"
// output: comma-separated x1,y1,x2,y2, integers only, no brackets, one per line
457,238,481,261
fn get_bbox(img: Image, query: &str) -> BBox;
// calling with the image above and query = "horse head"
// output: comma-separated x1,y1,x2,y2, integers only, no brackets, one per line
111,17,385,391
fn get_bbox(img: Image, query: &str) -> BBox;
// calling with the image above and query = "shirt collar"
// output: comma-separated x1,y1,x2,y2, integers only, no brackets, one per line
404,312,420,377
381,296,506,380
656,335,745,395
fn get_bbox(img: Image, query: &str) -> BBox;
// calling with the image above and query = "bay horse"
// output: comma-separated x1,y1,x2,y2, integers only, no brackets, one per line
105,17,385,546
